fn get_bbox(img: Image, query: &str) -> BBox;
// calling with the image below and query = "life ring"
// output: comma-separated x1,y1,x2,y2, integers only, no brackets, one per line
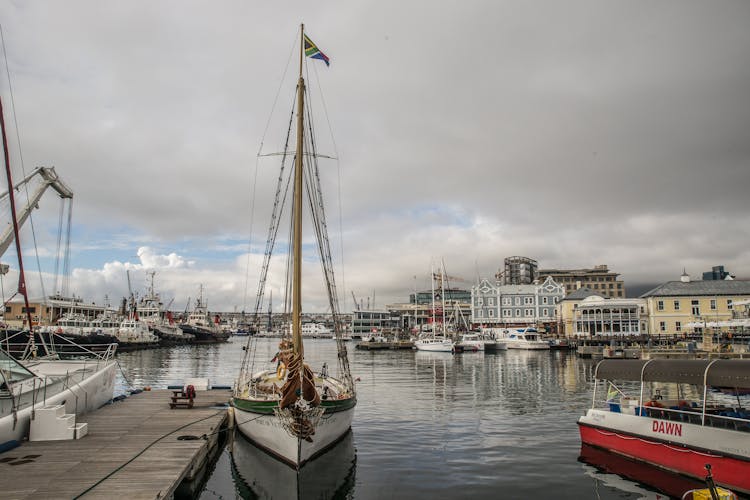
276,362,287,379
56,327,63,334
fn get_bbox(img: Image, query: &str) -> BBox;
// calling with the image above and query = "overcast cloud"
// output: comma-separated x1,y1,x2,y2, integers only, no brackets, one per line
0,1,748,313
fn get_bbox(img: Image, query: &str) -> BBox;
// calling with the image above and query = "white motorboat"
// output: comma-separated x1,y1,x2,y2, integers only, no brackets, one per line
500,327,550,350
0,97,118,451
455,332,493,352
0,344,118,451
414,336,455,352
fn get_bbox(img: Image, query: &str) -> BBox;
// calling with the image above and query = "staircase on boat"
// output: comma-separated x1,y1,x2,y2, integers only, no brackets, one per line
30,404,88,441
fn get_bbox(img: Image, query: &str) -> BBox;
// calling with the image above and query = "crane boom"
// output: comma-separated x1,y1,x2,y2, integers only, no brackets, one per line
0,166,73,257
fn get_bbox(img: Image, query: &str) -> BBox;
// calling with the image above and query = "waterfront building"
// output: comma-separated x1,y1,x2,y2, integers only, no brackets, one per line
557,287,599,337
571,295,647,337
640,272,750,336
410,288,471,305
471,276,564,330
3,294,109,328
538,264,625,298
351,309,401,339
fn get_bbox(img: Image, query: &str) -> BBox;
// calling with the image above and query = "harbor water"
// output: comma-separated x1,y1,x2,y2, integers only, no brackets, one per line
115,338,689,499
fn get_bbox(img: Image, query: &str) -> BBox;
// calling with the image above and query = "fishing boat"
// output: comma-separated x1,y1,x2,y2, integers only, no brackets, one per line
232,25,356,469
0,98,117,451
578,359,750,496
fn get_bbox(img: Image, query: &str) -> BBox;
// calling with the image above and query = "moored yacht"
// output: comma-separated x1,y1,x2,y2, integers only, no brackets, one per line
500,327,550,350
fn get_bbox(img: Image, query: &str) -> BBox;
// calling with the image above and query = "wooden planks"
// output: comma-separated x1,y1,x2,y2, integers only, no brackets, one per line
0,389,229,499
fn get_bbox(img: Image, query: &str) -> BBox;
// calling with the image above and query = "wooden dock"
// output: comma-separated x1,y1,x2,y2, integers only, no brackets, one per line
355,340,414,350
0,389,230,499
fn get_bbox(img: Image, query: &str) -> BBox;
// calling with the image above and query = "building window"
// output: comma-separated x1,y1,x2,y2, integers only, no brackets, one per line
524,297,533,305
477,298,483,306
477,310,483,318
542,297,548,305
673,300,680,311
515,309,521,317
502,297,510,306
525,309,533,317
21,307,36,313
657,300,664,311
514,297,521,306
488,309,494,317
727,299,733,310
659,321,666,332
503,309,510,317
554,297,559,304
542,308,548,317
487,298,494,306
675,321,681,332
710,299,717,310
691,300,700,316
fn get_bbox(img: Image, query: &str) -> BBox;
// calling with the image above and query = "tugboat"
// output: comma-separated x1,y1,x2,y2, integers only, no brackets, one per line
178,286,229,343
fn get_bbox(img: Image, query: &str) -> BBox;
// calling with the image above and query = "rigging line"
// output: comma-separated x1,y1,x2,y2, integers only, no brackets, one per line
311,56,348,317
241,151,261,313
1,25,47,303
53,197,64,296
256,32,299,158
242,33,297,318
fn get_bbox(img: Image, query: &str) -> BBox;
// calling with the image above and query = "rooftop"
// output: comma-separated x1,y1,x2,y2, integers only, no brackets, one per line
640,280,750,298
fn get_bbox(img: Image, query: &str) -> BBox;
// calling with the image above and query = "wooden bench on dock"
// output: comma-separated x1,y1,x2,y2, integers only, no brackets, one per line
170,389,194,409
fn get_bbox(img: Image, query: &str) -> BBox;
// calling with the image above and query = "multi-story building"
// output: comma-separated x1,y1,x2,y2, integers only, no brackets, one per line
3,295,109,328
538,264,625,298
350,309,401,339
702,265,732,281
570,295,647,337
471,276,564,329
495,256,538,285
640,272,750,336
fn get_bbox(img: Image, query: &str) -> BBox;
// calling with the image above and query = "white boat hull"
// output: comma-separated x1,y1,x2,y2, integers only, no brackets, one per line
1,360,117,448
505,340,550,350
414,339,454,352
231,427,355,498
234,403,355,468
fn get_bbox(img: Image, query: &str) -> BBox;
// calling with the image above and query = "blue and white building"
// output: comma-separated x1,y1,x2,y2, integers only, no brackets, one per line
471,276,565,327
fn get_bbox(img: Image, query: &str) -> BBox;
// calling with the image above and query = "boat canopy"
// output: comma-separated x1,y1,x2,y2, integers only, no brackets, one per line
594,359,750,389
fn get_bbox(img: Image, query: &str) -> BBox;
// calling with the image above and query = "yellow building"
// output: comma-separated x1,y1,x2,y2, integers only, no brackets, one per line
557,288,599,337
640,273,750,336
3,295,108,328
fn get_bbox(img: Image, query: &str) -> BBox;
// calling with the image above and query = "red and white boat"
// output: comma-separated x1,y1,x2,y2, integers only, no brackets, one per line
578,359,750,496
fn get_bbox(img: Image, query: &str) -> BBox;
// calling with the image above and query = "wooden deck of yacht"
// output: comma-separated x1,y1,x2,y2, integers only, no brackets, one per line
0,389,230,499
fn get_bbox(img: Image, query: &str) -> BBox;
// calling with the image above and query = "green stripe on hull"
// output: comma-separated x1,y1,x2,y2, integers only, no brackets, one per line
232,396,356,414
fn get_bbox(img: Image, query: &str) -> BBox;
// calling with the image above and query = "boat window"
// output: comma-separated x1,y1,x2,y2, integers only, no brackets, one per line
0,350,36,383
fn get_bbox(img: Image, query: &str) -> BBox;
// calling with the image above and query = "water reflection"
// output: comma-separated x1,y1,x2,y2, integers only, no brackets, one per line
579,444,705,499
230,430,356,499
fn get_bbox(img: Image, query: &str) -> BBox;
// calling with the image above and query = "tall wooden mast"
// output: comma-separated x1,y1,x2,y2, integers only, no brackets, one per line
292,24,305,356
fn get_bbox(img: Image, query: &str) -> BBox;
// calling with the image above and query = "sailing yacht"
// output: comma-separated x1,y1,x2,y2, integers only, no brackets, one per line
0,98,117,450
232,26,356,469
414,262,455,352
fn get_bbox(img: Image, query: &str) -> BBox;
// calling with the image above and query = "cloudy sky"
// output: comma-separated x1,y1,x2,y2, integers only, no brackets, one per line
0,1,748,313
